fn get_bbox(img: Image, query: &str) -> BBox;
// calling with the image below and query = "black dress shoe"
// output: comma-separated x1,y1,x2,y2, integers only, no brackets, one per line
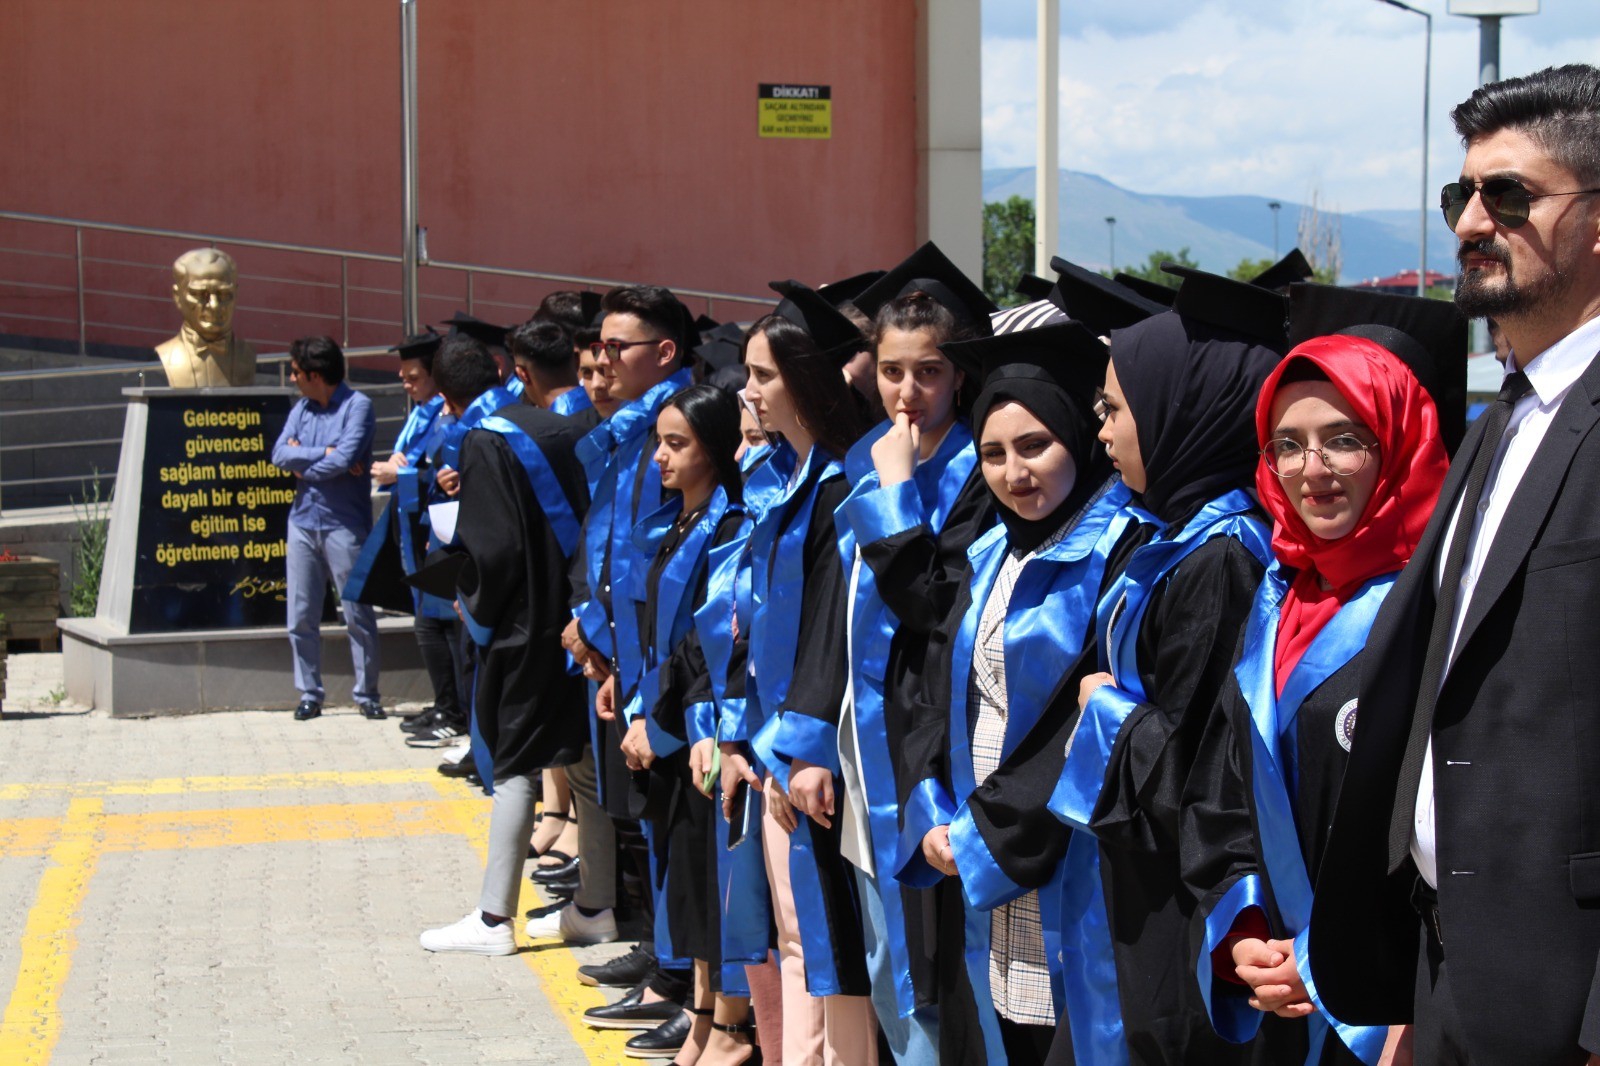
357,700,387,720
624,1009,698,1058
437,756,478,779
577,944,657,987
531,854,580,884
293,699,322,721
582,984,682,1031
538,872,579,898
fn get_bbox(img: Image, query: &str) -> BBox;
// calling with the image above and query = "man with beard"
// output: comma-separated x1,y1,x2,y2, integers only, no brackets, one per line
1308,64,1600,1065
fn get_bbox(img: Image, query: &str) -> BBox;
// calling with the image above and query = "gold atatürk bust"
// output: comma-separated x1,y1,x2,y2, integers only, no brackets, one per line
155,248,257,388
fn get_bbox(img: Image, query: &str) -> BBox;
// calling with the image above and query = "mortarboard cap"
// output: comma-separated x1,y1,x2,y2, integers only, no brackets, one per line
817,270,886,309
1114,272,1178,307
694,321,746,372
1249,249,1315,293
694,314,720,336
442,311,511,350
940,321,1109,407
768,279,869,367
1049,256,1169,337
389,327,442,362
988,299,1068,341
1162,263,1290,351
853,242,998,333
1015,273,1055,303
580,291,604,325
1286,282,1470,453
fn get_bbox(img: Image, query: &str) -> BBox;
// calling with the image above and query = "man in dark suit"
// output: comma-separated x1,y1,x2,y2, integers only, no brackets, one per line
1304,64,1600,1065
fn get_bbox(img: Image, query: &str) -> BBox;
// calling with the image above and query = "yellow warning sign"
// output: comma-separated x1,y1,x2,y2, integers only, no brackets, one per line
759,83,832,139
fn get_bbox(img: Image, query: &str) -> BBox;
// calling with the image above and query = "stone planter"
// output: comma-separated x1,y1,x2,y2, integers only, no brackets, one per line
0,555,61,652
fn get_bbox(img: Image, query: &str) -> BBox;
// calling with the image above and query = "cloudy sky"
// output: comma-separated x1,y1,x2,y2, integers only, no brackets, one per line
982,0,1600,213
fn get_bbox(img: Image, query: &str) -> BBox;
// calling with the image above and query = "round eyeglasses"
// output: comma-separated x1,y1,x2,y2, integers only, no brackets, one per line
1261,435,1376,479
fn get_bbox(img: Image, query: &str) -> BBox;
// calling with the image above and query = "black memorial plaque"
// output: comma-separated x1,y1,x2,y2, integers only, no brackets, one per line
129,393,330,632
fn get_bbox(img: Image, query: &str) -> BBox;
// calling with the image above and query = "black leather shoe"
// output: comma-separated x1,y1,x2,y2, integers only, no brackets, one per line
401,706,443,733
578,944,657,988
293,699,322,721
623,1009,698,1057
582,984,682,1031
539,873,579,898
532,854,579,884
357,700,387,720
437,756,477,779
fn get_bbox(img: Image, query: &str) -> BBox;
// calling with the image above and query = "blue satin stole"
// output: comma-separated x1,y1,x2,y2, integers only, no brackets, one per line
1198,565,1391,1065
630,486,736,754
571,369,693,691
833,418,976,1019
436,385,519,474
349,396,452,616
549,386,593,418
888,480,1142,1064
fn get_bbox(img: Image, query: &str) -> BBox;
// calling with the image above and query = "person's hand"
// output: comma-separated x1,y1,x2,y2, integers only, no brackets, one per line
325,445,336,456
1232,938,1313,1018
452,599,462,622
870,412,921,487
765,774,798,834
370,459,401,486
436,467,461,496
621,719,655,771
788,760,835,829
348,462,365,477
719,743,761,820
1379,1025,1413,1066
562,618,609,680
1079,671,1115,712
921,825,957,877
287,438,301,447
595,675,617,721
690,738,716,797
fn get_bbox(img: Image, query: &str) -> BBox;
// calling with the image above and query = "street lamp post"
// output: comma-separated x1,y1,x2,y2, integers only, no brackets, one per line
1268,201,1282,258
1375,0,1431,297
400,0,421,335
1036,0,1060,276
1447,2,1539,86
1105,217,1116,272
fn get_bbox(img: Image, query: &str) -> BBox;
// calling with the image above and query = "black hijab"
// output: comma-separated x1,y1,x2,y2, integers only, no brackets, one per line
1109,311,1282,524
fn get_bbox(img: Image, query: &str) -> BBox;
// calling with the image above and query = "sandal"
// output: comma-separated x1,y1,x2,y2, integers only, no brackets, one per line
527,811,576,860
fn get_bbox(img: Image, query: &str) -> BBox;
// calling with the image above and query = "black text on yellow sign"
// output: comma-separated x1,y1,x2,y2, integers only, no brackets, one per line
759,84,831,139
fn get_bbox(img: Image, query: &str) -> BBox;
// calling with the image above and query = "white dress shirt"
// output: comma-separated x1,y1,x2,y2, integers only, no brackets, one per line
1411,313,1600,887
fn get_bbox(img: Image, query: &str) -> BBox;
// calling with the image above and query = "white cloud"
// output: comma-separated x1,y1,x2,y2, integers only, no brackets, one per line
983,0,1600,211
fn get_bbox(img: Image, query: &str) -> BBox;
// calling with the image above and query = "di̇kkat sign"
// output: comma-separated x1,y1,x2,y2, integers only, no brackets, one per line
759,84,832,139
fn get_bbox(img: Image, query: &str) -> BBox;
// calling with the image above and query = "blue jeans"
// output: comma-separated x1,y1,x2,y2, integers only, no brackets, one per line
286,522,380,704
854,864,939,1065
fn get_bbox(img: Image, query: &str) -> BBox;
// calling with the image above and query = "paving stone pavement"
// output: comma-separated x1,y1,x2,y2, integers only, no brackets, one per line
0,653,640,1065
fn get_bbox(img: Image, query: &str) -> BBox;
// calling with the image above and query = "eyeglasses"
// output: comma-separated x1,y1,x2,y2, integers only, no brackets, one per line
588,338,665,358
1440,178,1600,230
1261,435,1376,478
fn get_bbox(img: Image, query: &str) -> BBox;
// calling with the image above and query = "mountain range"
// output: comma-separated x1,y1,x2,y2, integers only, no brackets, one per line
984,167,1458,286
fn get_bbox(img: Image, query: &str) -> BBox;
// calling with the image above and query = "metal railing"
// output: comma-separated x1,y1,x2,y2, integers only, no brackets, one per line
0,209,777,355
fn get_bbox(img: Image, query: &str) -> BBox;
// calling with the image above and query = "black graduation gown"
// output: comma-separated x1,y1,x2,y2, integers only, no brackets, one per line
455,405,590,781
856,464,997,1013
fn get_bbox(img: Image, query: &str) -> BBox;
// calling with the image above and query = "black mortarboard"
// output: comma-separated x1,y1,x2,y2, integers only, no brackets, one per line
694,321,746,372
388,327,442,362
442,311,510,350
1287,282,1470,453
694,314,720,336
1015,273,1055,302
580,291,604,324
1162,263,1290,351
853,242,998,333
1049,256,1168,337
1114,272,1178,307
768,279,868,366
1249,248,1315,293
817,270,886,309
939,320,1107,402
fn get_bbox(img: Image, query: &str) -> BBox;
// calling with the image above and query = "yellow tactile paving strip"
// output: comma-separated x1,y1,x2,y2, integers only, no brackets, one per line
0,768,627,1064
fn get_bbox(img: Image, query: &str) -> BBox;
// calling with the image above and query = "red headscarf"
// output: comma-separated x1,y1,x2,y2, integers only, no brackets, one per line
1254,335,1448,695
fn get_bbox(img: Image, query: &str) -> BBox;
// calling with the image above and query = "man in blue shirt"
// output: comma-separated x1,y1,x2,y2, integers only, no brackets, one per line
271,336,383,721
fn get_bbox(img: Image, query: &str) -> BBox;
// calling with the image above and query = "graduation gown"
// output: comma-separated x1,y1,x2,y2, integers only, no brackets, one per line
1049,488,1277,1066
734,440,871,999
1182,565,1393,1066
833,417,996,1020
452,404,590,783
895,479,1152,1066
344,395,449,614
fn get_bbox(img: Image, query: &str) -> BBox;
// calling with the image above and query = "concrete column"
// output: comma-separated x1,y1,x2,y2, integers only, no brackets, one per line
916,0,984,282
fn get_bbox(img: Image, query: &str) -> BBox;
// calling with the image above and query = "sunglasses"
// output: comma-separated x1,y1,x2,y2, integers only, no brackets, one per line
1440,177,1600,230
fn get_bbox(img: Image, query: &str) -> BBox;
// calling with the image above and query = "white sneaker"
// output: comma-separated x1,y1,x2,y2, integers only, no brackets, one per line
525,904,618,945
439,739,472,766
420,909,516,955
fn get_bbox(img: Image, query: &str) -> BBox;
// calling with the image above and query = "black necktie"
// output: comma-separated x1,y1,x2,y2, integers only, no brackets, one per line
1387,370,1534,872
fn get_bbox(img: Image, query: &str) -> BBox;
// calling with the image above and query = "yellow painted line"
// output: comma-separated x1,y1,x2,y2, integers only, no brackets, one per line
0,818,62,860
0,767,438,801
427,779,624,1063
0,798,103,1065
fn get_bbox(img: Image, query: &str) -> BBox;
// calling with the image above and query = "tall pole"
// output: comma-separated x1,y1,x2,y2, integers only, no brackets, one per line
400,0,420,336
1376,0,1432,296
1104,217,1116,271
1268,201,1282,257
1035,0,1059,276
1478,15,1501,85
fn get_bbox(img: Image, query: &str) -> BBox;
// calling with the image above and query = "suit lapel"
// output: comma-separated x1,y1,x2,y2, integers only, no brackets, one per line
1452,368,1600,662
